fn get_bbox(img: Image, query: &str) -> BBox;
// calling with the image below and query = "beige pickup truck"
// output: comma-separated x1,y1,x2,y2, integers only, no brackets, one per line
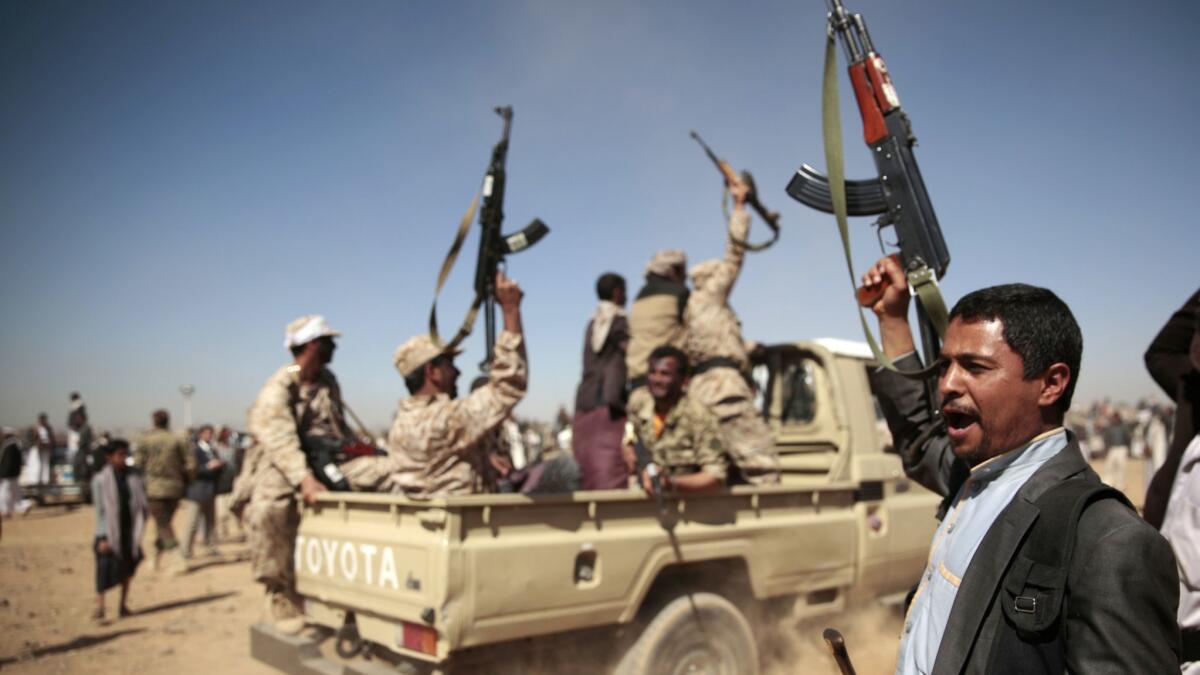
252,339,939,675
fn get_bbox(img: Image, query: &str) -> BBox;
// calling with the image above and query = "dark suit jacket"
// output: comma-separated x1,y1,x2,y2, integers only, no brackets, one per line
871,353,1180,674
1143,289,1200,529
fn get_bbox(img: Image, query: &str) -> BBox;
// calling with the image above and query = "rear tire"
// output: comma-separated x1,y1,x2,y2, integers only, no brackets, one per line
615,592,758,675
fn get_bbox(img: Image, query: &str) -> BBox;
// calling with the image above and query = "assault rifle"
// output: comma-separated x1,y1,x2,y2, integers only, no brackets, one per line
786,0,950,372
631,436,674,532
475,106,549,370
689,131,781,251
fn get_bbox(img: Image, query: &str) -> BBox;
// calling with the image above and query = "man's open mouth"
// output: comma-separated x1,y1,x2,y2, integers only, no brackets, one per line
943,407,979,433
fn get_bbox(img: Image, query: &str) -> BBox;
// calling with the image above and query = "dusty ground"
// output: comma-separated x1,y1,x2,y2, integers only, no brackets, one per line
0,457,1149,674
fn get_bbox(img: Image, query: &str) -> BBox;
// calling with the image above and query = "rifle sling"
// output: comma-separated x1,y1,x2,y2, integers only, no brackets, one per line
821,34,945,379
721,185,780,252
428,190,484,351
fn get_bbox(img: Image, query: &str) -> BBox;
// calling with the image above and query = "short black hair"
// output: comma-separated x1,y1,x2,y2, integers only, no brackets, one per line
105,438,130,455
152,409,170,428
596,273,626,301
648,345,689,375
404,368,425,395
949,283,1082,415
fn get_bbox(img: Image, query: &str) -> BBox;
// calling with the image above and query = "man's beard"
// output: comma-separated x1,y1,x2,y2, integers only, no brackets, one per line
955,426,993,468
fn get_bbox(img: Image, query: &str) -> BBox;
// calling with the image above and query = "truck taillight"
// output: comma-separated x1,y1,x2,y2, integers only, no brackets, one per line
400,621,437,655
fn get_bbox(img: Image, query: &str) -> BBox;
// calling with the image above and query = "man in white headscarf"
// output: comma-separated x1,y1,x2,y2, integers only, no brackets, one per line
573,273,630,489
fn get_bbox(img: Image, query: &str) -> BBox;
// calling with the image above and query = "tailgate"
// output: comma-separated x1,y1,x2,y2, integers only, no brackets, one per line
295,494,451,656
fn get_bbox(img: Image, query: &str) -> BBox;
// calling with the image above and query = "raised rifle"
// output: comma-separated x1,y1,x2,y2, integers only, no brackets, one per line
786,0,950,374
475,106,550,370
428,107,549,367
690,131,780,251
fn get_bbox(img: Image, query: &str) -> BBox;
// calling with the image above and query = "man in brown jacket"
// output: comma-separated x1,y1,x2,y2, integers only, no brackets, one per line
134,409,195,572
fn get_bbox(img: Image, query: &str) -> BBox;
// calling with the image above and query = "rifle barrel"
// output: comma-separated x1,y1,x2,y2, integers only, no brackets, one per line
689,130,722,166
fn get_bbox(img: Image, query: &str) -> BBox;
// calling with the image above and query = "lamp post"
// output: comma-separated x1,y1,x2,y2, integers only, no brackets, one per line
179,384,195,430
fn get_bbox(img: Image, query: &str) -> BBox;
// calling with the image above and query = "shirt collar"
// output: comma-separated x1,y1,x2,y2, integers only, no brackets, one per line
968,427,1066,484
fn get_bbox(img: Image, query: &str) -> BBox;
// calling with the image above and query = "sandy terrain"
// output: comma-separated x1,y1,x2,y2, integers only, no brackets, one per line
0,456,1149,675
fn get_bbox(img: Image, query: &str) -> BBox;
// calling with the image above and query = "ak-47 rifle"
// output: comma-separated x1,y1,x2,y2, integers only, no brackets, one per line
690,131,780,251
630,435,674,531
786,0,950,374
428,107,549,368
475,106,549,370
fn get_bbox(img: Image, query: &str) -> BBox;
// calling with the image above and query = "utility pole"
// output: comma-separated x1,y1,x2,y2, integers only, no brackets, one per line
179,384,195,430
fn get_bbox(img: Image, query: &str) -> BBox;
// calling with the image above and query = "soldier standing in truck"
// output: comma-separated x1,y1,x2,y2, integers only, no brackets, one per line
630,346,729,493
683,180,780,485
244,314,351,634
385,271,527,498
626,250,689,423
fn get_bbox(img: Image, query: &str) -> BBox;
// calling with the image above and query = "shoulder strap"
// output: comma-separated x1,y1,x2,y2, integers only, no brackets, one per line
1001,478,1132,636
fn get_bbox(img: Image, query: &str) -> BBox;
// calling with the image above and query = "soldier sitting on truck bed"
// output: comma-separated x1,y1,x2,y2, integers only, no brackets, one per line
385,271,528,498
629,346,729,494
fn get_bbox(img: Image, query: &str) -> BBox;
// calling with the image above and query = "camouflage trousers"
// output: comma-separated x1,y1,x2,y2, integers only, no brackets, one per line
245,466,300,591
245,456,396,590
687,367,780,485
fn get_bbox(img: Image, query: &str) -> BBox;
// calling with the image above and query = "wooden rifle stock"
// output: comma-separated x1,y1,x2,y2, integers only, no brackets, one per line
822,628,858,675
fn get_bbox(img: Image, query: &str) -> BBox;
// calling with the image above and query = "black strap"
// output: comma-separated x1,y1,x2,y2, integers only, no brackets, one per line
693,356,743,375
1182,628,1200,663
990,478,1133,671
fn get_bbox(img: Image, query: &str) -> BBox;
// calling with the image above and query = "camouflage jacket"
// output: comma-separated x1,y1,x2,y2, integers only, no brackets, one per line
630,394,728,482
134,428,196,499
684,210,751,370
386,331,527,498
247,364,350,489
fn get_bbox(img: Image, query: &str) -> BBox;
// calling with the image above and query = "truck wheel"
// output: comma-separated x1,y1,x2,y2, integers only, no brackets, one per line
615,592,758,675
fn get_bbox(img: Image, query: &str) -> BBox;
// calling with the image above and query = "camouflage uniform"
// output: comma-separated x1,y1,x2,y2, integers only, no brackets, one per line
626,250,689,421
684,210,780,485
385,331,527,498
134,427,196,551
629,394,728,481
245,364,350,590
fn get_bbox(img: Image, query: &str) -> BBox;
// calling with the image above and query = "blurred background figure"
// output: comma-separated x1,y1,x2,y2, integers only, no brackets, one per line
0,427,25,517
180,424,225,566
214,426,244,542
67,392,92,467
91,439,148,620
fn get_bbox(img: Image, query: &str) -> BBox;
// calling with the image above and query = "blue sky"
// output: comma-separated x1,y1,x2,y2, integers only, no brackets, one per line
2,0,1196,431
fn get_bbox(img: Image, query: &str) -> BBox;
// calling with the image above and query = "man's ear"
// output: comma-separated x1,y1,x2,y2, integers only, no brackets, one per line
1037,363,1071,409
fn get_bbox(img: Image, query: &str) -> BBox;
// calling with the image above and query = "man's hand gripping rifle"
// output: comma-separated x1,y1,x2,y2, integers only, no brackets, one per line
690,131,781,251
785,0,950,372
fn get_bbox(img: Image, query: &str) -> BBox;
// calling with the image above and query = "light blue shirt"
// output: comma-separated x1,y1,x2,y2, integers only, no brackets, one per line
894,428,1068,675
